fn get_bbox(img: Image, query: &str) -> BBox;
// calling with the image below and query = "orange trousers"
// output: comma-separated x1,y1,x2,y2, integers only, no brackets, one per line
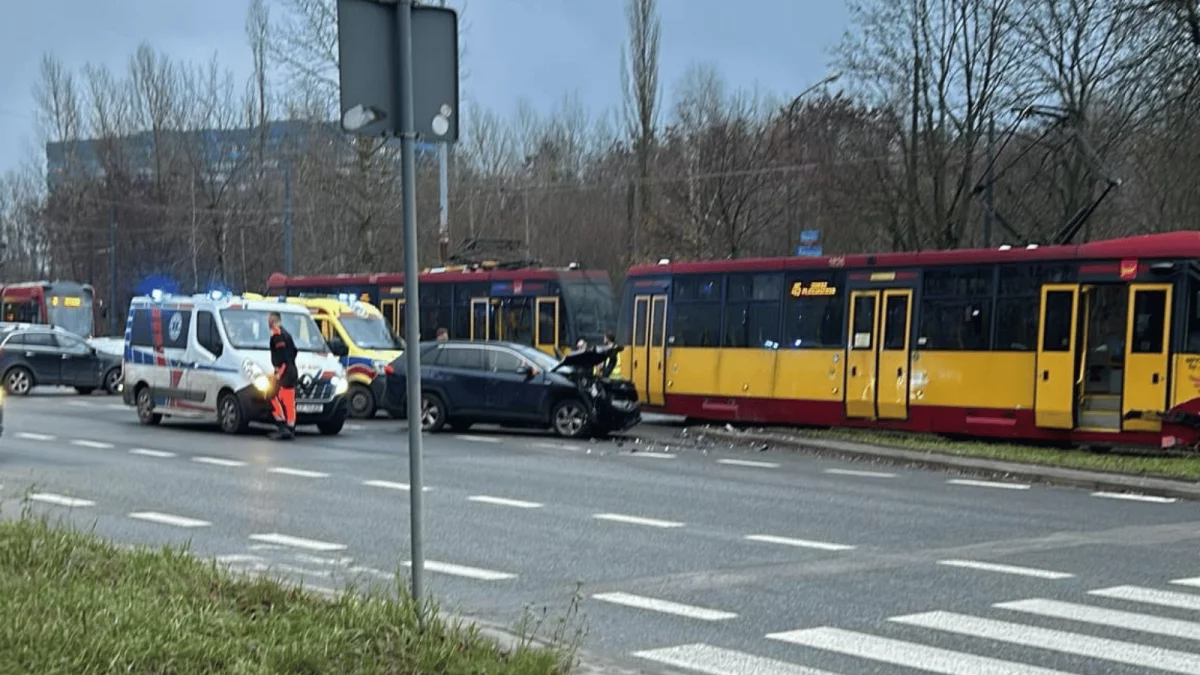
271,387,296,426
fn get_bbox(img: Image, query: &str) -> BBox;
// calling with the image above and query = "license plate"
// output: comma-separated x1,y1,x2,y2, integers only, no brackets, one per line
296,404,323,414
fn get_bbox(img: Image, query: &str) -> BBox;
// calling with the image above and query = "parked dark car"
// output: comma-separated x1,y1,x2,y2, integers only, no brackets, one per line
0,324,123,396
381,340,641,438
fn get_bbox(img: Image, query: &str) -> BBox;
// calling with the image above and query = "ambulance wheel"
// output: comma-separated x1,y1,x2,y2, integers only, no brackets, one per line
136,386,162,426
318,418,345,436
218,392,248,435
347,383,376,419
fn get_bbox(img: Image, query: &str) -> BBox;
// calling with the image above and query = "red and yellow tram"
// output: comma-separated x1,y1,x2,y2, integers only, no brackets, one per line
618,232,1200,450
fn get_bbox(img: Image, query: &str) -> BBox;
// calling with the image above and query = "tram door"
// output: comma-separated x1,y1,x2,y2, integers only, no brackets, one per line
631,294,668,407
495,297,535,346
1034,284,1081,428
845,289,913,420
1122,283,1172,432
535,298,560,356
469,298,495,341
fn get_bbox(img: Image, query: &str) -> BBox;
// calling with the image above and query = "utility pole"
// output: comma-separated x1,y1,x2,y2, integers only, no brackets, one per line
437,0,450,264
284,161,293,275
984,113,995,248
109,206,118,335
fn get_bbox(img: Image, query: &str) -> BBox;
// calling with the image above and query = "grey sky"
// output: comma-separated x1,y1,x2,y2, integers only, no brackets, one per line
0,0,850,175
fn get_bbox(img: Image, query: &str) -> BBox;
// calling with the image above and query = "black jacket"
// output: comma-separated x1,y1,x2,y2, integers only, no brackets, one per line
270,329,298,388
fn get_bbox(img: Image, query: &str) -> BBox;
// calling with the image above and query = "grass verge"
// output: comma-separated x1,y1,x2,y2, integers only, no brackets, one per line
0,508,573,674
722,425,1200,481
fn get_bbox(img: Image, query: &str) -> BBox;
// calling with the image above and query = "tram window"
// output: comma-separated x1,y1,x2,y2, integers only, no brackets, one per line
882,295,908,350
1188,286,1200,352
851,295,876,350
917,299,991,350
1131,290,1167,354
727,274,782,302
722,302,780,348
994,297,1038,350
923,267,994,297
674,275,722,302
785,295,843,348
381,302,396,333
1041,291,1074,351
672,303,721,346
499,298,535,346
538,302,557,346
633,303,648,347
651,300,666,347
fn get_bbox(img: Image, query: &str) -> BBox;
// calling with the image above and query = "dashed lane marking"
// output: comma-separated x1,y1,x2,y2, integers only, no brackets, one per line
531,442,584,452
824,468,897,478
467,495,544,509
632,643,838,675
936,559,1074,579
362,480,431,491
130,448,176,458
192,456,247,467
15,432,55,441
625,452,677,460
744,534,855,552
592,512,684,528
404,560,516,581
71,439,114,449
717,458,780,468
65,400,92,407
249,533,347,552
30,493,94,508
128,511,211,528
946,478,1030,490
455,435,501,443
268,467,330,478
1092,491,1177,503
592,592,736,621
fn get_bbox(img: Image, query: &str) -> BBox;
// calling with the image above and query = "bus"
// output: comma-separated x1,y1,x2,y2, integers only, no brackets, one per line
618,231,1200,451
266,264,616,356
1,280,98,338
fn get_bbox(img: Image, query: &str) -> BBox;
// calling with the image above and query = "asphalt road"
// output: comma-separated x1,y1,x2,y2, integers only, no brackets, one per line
6,392,1200,674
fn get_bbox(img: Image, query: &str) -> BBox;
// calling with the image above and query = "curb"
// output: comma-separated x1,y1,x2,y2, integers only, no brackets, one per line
461,613,668,675
687,426,1200,501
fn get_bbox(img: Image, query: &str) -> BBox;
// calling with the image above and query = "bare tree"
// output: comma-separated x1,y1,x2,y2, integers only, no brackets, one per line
620,0,662,263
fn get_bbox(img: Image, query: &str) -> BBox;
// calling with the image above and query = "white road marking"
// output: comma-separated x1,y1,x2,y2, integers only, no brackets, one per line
105,404,126,411
632,643,838,675
936,559,1074,580
744,534,855,552
998,598,1200,642
531,442,583,452
130,448,175,458
824,467,896,478
362,480,431,491
30,493,94,508
1092,491,1177,503
455,435,501,443
268,467,330,478
71,439,113,449
1089,585,1200,612
592,512,684,528
346,424,365,431
891,610,1200,673
946,478,1030,490
128,511,211,528
216,554,264,564
467,495,543,509
249,533,347,552
305,585,340,597
293,554,352,567
348,565,393,579
192,456,246,467
626,452,676,459
717,458,780,468
65,400,92,407
15,432,55,441
1173,577,1200,589
403,560,516,581
767,626,1071,675
592,592,736,621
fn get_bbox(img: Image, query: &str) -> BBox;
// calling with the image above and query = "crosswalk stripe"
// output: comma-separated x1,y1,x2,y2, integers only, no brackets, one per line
632,643,839,675
1175,577,1200,589
592,592,736,621
997,598,1200,642
767,626,1070,674
1089,585,1200,612
891,610,1200,673
936,559,1074,579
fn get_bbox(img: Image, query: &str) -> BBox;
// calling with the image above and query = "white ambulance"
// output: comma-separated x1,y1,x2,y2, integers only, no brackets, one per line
120,290,351,435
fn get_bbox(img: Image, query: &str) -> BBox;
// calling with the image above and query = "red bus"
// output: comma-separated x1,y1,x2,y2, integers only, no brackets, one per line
266,264,616,356
1,280,98,338
619,232,1200,451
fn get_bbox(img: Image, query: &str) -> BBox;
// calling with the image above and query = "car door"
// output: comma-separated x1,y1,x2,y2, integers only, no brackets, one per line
186,309,225,412
483,347,545,421
433,345,489,415
55,333,101,387
19,331,65,386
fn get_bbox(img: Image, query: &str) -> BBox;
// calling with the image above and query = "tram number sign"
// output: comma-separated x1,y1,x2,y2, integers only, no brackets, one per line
791,281,837,297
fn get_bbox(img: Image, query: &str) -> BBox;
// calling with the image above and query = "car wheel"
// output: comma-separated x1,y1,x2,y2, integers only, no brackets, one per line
317,418,345,435
347,383,376,419
4,367,33,396
103,367,122,395
419,392,447,433
75,386,96,395
218,392,248,435
136,386,162,426
552,399,589,439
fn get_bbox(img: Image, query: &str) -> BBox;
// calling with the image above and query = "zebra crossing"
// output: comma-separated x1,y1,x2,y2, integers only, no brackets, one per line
632,577,1200,674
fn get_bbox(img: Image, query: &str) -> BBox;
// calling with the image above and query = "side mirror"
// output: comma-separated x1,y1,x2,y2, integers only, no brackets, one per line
328,336,349,357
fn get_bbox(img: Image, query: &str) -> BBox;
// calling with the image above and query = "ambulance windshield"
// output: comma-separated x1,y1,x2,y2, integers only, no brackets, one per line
219,309,328,351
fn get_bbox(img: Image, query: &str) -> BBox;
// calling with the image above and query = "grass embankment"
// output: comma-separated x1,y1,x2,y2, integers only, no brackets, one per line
0,512,574,675
745,426,1200,481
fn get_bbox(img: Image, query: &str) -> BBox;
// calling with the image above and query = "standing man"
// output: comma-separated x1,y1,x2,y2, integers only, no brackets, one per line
268,312,298,440
598,330,621,378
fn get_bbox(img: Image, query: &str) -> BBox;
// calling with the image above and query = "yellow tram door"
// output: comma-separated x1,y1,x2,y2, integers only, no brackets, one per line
535,297,560,356
469,298,491,342
631,296,651,403
1035,284,1081,428
845,290,881,419
647,295,668,406
380,299,398,335
877,289,913,420
1122,283,1173,432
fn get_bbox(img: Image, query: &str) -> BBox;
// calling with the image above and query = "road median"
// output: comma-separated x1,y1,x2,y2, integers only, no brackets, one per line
0,511,571,674
679,425,1200,501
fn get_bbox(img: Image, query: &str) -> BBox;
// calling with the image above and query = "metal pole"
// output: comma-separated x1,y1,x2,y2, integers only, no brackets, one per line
436,0,450,264
984,113,995,248
109,206,118,335
284,162,293,275
397,0,426,608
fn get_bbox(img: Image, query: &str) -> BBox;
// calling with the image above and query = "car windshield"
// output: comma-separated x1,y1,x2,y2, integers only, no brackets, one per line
339,315,400,350
509,344,562,371
219,309,327,351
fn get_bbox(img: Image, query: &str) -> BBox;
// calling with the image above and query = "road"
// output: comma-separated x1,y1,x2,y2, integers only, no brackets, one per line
6,392,1200,674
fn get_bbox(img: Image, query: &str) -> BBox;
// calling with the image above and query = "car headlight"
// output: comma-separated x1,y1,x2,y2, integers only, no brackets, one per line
332,376,349,395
